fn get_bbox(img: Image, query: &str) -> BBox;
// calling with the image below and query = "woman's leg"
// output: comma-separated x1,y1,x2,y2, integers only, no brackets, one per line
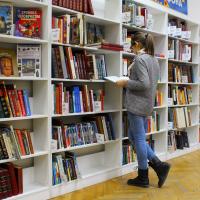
143,117,157,161
128,112,147,170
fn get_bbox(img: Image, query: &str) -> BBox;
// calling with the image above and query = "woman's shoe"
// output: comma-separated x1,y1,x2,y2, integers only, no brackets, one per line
127,168,149,188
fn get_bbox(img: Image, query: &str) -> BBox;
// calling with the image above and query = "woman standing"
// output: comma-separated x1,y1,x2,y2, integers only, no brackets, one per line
116,32,171,188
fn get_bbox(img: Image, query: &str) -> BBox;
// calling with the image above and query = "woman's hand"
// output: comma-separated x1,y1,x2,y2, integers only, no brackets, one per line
116,80,128,88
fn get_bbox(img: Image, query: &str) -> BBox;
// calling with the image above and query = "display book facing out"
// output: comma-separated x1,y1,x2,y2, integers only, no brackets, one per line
0,0,200,200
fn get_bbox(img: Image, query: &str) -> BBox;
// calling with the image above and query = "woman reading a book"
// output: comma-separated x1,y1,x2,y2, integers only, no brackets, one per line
116,32,171,188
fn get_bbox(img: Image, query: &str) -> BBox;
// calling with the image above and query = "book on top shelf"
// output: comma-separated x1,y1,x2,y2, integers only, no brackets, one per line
0,48,18,77
14,8,42,39
0,3,13,35
122,0,154,30
52,0,94,15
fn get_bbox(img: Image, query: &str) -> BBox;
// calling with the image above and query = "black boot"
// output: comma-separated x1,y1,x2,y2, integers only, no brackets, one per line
148,156,171,188
127,168,149,188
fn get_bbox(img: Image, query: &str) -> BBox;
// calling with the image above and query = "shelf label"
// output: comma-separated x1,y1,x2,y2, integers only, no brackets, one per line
122,12,131,23
52,28,60,42
135,16,144,27
168,50,174,59
97,134,105,143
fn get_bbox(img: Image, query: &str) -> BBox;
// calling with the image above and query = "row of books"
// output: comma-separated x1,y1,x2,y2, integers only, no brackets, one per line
122,58,132,76
168,85,193,106
52,14,104,46
0,163,23,199
168,64,194,83
168,107,192,130
168,130,189,152
168,18,191,40
122,1,154,29
168,39,192,62
52,83,104,114
147,111,160,133
122,140,136,165
0,125,34,160
52,0,94,15
0,45,41,78
146,135,155,151
0,81,31,118
52,46,107,80
52,152,80,185
0,3,42,39
52,115,115,149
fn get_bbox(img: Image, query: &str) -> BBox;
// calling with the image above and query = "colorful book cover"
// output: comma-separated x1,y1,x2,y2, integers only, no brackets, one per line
17,44,41,77
15,8,42,39
0,48,18,77
0,3,13,35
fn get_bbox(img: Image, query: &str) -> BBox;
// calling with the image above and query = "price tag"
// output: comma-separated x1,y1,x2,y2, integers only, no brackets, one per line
135,15,144,27
182,53,189,61
122,12,131,23
51,139,57,150
94,101,102,112
52,28,60,42
147,15,154,30
168,98,173,106
181,76,188,83
169,26,176,36
175,28,182,37
168,122,174,130
168,50,175,59
97,134,105,143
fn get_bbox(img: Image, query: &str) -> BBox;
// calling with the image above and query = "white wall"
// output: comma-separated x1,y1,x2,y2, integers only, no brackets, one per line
188,0,200,23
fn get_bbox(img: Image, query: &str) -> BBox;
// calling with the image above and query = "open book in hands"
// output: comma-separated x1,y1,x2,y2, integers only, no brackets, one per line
104,76,129,83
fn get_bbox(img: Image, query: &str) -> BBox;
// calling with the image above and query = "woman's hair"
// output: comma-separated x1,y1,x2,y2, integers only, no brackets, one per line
131,32,155,56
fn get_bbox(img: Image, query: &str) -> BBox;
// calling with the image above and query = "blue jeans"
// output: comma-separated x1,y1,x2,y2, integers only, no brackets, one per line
127,112,156,170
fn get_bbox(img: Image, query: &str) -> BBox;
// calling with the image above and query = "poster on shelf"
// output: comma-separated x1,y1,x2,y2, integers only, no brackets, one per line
153,0,188,15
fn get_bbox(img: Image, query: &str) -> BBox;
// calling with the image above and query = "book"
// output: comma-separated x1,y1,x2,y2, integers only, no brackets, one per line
17,44,41,78
0,48,18,77
104,76,129,83
0,3,13,35
14,8,42,39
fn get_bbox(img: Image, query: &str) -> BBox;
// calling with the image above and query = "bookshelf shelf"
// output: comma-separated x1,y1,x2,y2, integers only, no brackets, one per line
51,78,106,83
0,115,48,122
168,36,199,45
123,24,167,37
0,34,48,44
168,82,198,85
168,59,199,65
146,129,167,136
0,151,49,164
168,123,199,131
168,104,199,108
52,109,121,117
0,77,48,81
51,139,120,154
3,0,48,7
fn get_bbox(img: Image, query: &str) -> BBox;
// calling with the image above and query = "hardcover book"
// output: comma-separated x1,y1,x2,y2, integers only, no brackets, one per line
0,48,18,77
17,44,41,77
14,8,42,39
0,3,13,35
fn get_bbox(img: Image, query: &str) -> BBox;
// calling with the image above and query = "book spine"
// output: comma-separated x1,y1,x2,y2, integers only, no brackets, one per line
15,130,26,156
17,90,26,116
22,90,31,116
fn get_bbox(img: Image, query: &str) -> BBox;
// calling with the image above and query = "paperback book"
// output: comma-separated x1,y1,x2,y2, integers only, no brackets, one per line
17,45,41,78
0,3,13,35
14,8,42,39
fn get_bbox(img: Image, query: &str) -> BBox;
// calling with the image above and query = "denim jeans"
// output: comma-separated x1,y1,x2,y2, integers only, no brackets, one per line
127,112,156,170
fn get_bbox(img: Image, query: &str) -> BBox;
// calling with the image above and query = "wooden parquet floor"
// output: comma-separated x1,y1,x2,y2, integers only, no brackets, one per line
52,150,200,200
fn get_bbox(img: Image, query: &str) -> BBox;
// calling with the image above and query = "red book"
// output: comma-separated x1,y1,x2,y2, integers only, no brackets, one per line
25,130,34,154
55,85,60,114
77,0,80,11
102,42,123,48
17,90,26,116
101,45,123,51
15,129,26,156
87,0,94,15
14,165,23,194
65,0,70,8
15,9,42,39
83,0,88,13
58,84,63,114
52,0,58,5
80,0,83,12
2,163,18,196
64,47,74,79
58,0,62,6
100,90,104,111
72,0,76,10
69,0,73,9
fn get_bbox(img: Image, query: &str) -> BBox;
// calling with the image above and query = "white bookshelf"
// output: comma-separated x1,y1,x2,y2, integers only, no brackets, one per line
0,0,199,199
